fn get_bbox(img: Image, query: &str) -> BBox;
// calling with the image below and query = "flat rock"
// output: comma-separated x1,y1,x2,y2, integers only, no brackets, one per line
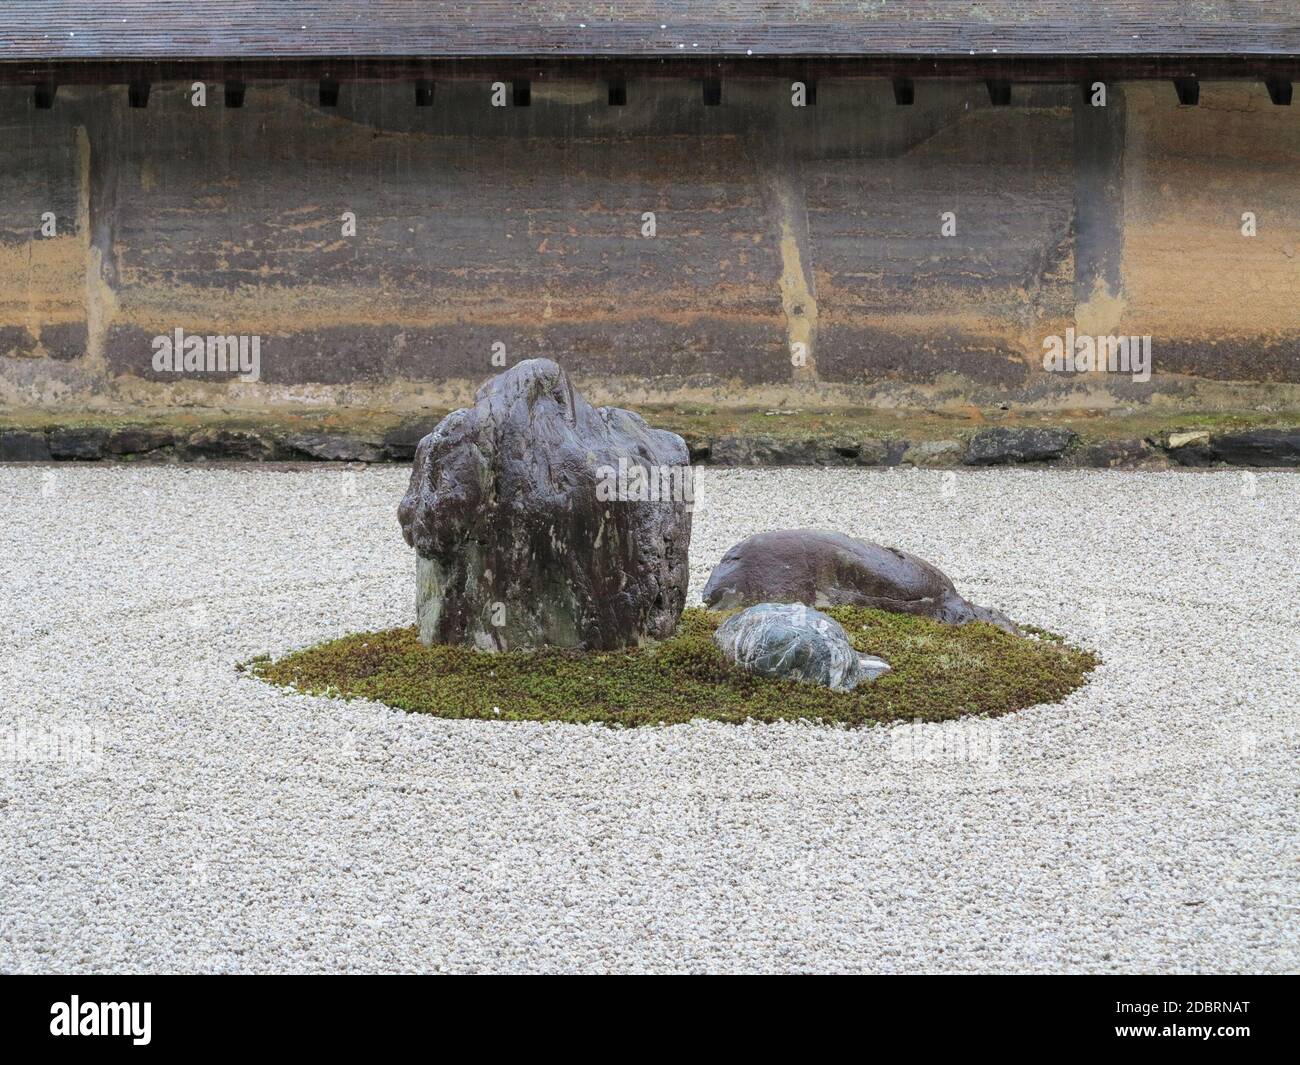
47,427,108,460
849,437,908,467
703,528,1018,633
710,435,852,467
902,439,963,467
965,427,1076,465
398,359,692,651
1167,430,1211,450
714,602,890,692
1064,437,1160,469
0,430,51,461
182,429,278,461
1170,428,1300,467
283,433,385,463
105,427,175,455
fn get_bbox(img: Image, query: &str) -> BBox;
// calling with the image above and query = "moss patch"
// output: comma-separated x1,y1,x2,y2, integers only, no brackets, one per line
244,607,1097,728
5,404,1297,447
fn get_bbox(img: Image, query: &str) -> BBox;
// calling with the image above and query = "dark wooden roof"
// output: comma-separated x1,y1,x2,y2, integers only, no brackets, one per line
3,1,1297,62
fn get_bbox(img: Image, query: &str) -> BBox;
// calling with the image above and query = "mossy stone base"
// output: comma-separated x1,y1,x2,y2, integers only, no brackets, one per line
247,606,1098,728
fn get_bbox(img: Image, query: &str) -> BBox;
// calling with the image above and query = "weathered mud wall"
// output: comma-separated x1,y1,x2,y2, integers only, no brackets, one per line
0,77,1295,413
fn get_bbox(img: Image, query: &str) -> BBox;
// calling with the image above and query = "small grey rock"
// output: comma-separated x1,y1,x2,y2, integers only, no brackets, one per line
1166,430,1211,450
714,602,890,692
902,439,963,467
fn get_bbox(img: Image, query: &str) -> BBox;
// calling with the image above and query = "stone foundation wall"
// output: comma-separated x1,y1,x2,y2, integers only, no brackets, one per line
0,77,1296,413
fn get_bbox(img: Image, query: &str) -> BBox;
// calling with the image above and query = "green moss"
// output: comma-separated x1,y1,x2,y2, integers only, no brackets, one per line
244,606,1098,728
641,405,1300,447
0,408,413,435
4,403,1297,447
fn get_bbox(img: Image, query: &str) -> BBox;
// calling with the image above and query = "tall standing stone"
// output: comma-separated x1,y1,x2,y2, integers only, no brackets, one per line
398,359,692,651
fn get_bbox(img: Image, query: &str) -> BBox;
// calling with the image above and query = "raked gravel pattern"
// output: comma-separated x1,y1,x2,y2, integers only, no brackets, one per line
0,464,1296,974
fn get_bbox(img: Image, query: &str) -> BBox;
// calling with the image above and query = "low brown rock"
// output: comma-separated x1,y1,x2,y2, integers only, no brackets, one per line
702,529,1018,633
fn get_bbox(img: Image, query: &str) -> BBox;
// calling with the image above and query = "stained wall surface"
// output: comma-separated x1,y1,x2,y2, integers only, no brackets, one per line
0,77,1295,412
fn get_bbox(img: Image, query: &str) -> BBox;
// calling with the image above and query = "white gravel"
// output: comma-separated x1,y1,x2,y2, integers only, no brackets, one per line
0,464,1296,974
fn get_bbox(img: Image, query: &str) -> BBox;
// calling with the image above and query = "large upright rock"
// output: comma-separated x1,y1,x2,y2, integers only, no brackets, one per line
703,529,1018,634
398,359,692,651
